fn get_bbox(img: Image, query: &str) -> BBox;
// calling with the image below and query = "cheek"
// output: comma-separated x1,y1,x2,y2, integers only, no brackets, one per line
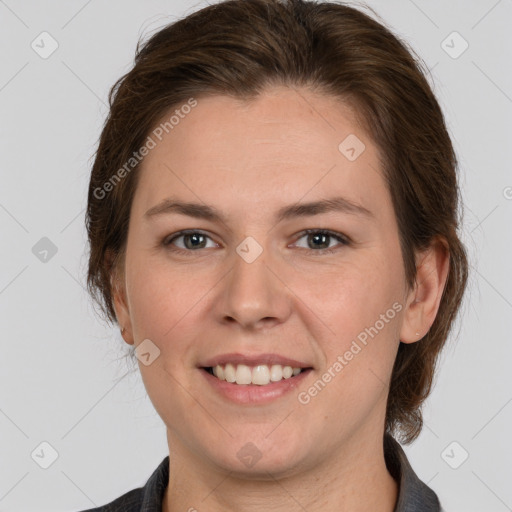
294,258,402,389
126,255,208,340
125,262,206,420
296,271,400,436
296,256,397,336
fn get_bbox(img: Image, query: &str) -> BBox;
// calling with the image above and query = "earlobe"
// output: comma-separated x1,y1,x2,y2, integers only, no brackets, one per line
399,237,450,344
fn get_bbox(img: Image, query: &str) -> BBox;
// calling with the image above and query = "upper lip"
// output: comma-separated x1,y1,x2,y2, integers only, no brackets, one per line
200,352,312,369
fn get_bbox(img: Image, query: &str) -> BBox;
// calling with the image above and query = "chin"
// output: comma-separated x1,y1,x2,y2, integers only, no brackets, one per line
199,431,309,478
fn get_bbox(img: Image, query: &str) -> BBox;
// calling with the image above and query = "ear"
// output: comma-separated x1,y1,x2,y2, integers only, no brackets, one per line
106,249,135,346
399,236,450,344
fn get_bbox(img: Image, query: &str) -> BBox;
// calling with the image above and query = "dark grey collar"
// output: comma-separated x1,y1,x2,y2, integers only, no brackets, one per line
384,433,441,512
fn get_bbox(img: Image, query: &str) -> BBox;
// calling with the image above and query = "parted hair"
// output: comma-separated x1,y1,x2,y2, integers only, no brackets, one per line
86,0,469,444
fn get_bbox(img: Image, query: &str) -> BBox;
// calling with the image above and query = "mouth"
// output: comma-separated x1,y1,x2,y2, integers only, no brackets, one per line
201,363,313,386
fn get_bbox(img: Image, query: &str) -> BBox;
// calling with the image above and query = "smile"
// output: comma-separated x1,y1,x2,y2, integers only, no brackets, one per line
204,363,307,386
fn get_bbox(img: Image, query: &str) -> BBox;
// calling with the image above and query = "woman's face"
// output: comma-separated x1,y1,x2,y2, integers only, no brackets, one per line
114,86,420,476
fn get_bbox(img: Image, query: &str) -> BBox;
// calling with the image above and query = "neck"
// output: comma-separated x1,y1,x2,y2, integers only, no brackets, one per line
162,429,398,512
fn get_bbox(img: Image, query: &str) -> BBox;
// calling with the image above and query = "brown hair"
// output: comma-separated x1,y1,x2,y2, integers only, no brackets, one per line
86,0,469,444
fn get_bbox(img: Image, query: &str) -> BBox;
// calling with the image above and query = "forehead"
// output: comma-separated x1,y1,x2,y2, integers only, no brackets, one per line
152,87,368,164
133,86,390,223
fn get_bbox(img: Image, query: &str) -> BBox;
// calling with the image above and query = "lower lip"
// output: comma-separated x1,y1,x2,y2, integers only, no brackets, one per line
200,368,313,405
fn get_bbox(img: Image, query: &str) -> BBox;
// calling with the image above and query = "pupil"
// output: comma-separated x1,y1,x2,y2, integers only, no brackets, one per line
186,234,205,249
311,233,328,249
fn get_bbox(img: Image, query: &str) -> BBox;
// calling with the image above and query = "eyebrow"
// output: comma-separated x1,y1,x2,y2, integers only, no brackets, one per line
144,196,374,224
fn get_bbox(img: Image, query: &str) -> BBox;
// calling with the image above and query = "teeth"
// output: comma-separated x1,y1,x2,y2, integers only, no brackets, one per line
235,364,252,385
211,363,303,385
282,366,293,379
224,363,236,383
215,365,225,380
269,364,283,382
252,365,270,385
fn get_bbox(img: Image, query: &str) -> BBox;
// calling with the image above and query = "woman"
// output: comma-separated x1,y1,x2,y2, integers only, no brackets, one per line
82,0,468,510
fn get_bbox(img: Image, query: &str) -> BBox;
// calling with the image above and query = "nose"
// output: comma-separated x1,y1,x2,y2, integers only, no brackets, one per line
216,242,292,331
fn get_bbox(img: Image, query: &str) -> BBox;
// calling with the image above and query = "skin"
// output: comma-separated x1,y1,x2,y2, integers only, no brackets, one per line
112,85,449,512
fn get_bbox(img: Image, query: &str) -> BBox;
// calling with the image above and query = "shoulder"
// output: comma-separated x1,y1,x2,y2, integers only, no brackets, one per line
74,455,169,512
384,433,442,512
77,487,143,511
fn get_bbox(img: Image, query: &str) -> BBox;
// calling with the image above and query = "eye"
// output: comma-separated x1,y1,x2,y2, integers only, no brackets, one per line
291,229,350,255
162,228,350,256
163,230,218,254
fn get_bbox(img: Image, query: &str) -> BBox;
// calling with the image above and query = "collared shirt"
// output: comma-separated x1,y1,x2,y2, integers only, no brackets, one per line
78,433,442,511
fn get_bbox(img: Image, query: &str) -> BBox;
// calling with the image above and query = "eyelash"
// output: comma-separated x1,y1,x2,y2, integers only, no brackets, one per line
162,228,350,256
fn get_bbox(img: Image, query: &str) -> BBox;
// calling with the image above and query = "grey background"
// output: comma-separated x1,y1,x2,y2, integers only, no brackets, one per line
1,0,511,511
